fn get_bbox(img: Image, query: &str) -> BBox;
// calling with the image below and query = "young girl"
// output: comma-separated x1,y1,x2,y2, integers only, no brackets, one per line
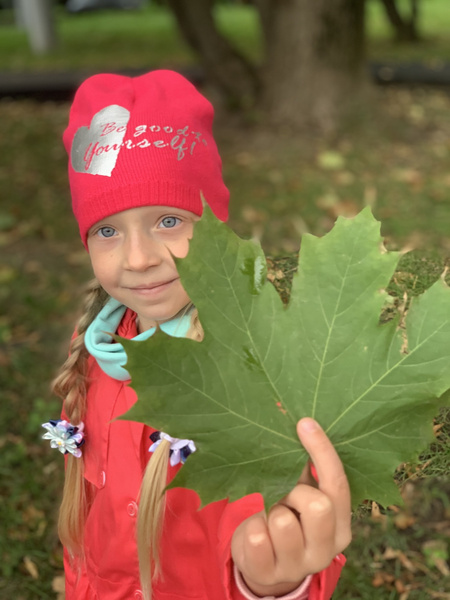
45,70,351,600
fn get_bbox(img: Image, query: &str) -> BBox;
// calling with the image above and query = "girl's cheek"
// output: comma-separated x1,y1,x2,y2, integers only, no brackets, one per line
173,240,190,259
160,234,191,259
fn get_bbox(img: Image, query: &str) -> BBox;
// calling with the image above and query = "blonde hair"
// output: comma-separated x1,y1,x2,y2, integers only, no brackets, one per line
137,305,203,600
52,279,108,557
52,282,203,598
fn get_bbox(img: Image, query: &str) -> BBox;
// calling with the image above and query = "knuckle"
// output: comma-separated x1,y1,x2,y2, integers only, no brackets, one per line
273,509,297,532
248,531,268,549
308,495,333,517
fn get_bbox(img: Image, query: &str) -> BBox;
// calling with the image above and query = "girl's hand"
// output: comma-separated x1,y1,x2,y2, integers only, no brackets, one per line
231,418,352,598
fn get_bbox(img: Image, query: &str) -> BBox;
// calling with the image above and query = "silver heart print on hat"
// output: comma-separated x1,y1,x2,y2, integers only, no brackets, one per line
71,105,130,177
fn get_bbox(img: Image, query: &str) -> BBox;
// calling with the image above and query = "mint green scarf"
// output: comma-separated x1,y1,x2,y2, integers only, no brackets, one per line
84,297,192,381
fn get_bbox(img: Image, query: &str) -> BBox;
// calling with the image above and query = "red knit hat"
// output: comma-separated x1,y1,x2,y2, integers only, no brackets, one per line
63,70,229,246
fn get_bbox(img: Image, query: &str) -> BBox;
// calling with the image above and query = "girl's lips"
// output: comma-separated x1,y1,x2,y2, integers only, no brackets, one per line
128,279,178,295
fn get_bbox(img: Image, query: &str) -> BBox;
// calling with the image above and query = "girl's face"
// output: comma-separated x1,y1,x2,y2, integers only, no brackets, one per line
87,205,199,332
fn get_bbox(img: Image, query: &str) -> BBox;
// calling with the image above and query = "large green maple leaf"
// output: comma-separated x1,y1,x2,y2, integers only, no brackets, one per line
122,206,450,509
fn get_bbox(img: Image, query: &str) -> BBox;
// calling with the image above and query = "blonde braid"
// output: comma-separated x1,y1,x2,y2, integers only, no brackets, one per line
56,288,203,584
137,438,171,600
52,279,108,556
137,307,203,599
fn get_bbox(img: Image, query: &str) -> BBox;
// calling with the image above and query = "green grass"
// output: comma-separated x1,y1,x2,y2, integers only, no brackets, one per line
0,3,261,71
0,4,193,71
367,0,450,62
0,1,450,71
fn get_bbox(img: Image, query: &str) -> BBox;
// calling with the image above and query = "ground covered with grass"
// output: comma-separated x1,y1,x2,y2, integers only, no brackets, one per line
1,82,449,599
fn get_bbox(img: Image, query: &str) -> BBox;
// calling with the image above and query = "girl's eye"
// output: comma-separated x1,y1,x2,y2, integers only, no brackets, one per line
159,216,181,229
97,226,116,238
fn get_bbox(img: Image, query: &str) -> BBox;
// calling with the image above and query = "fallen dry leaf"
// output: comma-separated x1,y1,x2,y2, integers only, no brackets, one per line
52,574,65,600
317,150,345,170
392,168,423,185
425,591,450,600
372,571,395,587
383,547,400,560
394,511,417,530
371,501,388,526
23,556,39,579
433,422,444,437
335,171,355,185
382,548,417,573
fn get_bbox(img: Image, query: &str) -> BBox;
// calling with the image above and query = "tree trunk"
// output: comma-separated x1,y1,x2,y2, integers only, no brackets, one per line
261,0,367,131
380,0,421,42
253,0,274,53
15,0,57,54
166,0,367,131
166,0,260,106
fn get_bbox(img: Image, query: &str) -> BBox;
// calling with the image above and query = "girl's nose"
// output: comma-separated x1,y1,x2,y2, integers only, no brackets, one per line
123,233,164,272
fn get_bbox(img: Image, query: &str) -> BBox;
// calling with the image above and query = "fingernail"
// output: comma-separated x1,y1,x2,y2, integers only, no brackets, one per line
299,418,319,432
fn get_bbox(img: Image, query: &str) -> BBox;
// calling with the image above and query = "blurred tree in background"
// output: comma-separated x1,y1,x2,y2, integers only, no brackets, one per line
167,0,366,132
5,0,433,130
380,0,421,41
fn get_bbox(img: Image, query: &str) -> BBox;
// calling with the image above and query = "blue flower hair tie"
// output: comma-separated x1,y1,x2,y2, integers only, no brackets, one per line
42,419,85,458
149,431,196,467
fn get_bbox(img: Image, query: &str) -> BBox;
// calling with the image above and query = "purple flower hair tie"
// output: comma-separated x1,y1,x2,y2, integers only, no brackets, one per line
149,431,196,467
42,419,85,458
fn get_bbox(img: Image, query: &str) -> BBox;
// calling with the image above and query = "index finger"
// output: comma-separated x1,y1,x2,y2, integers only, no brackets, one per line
296,418,351,526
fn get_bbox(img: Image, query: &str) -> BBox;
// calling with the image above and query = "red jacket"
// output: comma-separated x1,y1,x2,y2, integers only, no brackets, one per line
64,309,345,600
